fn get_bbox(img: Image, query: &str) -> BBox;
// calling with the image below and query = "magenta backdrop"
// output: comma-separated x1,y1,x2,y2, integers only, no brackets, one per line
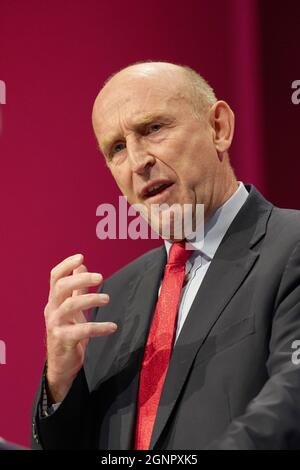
0,0,299,446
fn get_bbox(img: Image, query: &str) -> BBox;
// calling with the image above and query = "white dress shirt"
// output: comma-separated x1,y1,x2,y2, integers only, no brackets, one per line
164,182,249,344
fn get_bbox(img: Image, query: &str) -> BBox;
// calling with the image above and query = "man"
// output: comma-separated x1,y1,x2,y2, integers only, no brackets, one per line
31,62,300,450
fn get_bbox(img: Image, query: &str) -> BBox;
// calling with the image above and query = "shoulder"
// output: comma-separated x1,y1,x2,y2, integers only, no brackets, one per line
268,206,300,245
246,184,300,249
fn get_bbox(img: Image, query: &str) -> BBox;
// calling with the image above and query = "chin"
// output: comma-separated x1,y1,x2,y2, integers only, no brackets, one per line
154,215,187,240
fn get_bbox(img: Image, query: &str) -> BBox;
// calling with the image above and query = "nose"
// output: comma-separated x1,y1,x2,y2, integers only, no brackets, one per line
127,137,155,175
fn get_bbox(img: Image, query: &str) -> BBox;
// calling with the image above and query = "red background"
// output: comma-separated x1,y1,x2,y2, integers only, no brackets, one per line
0,0,299,446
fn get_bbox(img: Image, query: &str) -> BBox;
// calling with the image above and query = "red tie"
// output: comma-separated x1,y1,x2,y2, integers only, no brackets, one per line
134,241,190,450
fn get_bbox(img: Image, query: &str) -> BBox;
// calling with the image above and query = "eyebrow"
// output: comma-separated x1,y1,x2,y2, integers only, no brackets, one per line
100,112,174,156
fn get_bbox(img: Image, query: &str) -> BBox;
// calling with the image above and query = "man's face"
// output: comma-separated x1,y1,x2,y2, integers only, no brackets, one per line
92,68,222,238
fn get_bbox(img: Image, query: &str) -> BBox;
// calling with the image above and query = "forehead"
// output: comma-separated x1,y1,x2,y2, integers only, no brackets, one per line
93,72,190,137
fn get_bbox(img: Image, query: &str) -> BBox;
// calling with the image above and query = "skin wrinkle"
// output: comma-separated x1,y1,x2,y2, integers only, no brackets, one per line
106,114,175,157
92,62,238,240
100,100,184,158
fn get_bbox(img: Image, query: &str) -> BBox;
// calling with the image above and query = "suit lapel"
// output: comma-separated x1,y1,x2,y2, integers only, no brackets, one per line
117,246,167,370
150,185,273,449
113,246,167,449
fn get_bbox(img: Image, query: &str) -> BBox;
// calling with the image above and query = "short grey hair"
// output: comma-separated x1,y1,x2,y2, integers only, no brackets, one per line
180,65,218,118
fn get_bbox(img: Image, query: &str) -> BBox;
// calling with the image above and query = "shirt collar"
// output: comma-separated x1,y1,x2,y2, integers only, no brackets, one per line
164,182,249,260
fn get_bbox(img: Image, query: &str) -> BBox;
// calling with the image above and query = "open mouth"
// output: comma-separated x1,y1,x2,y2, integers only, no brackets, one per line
142,181,174,200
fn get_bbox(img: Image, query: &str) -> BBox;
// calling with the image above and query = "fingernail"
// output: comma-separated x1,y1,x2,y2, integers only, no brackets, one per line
92,273,102,282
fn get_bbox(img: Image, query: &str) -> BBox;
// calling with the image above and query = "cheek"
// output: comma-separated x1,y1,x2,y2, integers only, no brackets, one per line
110,168,134,197
173,139,217,189
185,136,216,170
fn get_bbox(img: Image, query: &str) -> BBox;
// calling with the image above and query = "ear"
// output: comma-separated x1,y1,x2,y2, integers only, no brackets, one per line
209,101,235,157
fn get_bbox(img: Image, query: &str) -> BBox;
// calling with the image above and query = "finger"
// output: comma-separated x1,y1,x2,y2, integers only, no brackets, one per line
51,302,87,326
73,264,88,296
51,293,110,324
53,321,118,346
50,253,84,290
49,272,104,307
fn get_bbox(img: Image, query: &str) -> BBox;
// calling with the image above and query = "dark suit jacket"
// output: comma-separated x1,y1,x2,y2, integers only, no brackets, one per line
31,185,300,449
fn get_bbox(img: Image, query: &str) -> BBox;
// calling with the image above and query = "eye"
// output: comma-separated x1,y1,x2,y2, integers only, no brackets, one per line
111,142,126,155
148,123,162,133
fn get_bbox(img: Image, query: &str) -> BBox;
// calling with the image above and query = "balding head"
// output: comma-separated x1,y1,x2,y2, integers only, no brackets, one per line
92,60,236,238
93,61,217,125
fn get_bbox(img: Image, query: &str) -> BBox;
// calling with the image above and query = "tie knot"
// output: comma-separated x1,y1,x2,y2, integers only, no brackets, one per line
168,241,190,266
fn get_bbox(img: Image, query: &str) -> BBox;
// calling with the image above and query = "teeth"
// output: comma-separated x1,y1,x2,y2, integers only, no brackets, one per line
151,184,163,191
148,183,165,195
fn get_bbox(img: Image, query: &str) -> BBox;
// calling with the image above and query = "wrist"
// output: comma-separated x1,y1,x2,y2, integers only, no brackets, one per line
46,369,76,403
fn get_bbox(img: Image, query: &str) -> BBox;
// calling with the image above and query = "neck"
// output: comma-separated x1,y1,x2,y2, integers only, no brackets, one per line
204,160,238,223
